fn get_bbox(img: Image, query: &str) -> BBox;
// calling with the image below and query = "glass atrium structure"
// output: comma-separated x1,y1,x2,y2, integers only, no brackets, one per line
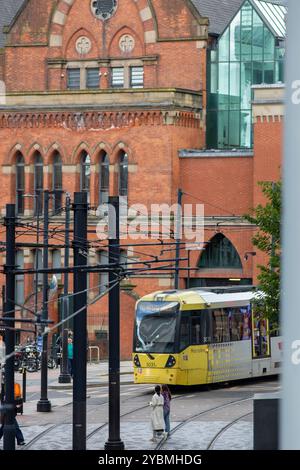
207,0,286,149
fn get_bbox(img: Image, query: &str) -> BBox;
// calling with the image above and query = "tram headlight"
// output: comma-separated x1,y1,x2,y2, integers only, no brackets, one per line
165,355,176,368
134,354,141,367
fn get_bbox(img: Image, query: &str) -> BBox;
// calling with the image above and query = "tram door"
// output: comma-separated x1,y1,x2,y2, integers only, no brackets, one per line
252,314,270,358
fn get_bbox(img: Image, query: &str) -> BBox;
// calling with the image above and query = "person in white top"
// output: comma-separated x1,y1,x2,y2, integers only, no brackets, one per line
149,385,165,442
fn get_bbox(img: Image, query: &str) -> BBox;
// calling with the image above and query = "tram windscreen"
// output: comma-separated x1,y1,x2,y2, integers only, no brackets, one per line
134,301,179,353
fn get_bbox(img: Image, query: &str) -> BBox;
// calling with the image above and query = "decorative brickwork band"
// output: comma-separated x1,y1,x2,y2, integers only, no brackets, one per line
0,111,200,130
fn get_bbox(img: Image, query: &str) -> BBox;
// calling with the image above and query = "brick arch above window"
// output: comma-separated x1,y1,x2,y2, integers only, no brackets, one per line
7,144,24,165
64,28,98,59
71,142,92,165
49,0,157,49
111,141,134,165
108,26,144,57
45,143,67,165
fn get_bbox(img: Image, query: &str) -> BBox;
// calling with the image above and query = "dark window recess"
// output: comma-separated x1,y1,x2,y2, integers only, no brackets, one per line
67,69,80,89
99,153,109,204
16,153,25,216
53,152,62,214
86,68,99,89
111,68,124,88
119,151,128,197
80,151,91,202
130,66,144,88
199,233,242,269
34,152,43,216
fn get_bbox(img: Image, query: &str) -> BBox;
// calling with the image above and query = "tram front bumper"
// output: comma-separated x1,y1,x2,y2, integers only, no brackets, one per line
134,366,180,385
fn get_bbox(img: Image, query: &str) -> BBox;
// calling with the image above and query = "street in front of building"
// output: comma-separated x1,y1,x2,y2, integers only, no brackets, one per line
0,362,279,451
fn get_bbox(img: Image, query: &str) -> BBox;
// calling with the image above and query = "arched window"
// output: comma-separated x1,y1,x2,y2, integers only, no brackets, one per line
80,151,91,202
118,151,128,197
53,152,62,214
34,152,43,216
199,234,242,269
99,152,109,204
16,152,25,216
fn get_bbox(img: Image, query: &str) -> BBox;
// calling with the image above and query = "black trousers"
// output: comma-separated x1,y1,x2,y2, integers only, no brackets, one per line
0,418,25,444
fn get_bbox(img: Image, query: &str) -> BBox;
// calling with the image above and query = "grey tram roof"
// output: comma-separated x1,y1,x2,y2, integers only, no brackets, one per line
0,0,288,49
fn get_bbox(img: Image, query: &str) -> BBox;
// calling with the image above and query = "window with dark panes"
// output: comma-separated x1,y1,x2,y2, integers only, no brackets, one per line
67,68,80,89
33,249,43,287
80,151,91,202
86,68,100,89
130,66,144,88
34,152,43,216
53,152,63,214
111,67,124,88
118,151,128,197
99,152,109,204
199,233,242,269
16,152,25,216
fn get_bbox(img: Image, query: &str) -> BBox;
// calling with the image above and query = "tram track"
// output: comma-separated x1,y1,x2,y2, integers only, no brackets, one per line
155,395,253,451
21,384,152,450
206,411,252,450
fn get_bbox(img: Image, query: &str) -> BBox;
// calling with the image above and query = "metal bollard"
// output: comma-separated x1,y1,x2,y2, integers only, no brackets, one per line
22,367,26,403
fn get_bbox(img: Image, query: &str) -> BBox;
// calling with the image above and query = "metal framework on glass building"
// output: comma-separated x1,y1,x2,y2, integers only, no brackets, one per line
207,0,286,149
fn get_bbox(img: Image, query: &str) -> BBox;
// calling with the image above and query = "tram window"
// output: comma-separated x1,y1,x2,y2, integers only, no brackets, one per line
227,307,252,342
191,317,201,345
253,316,269,357
180,316,190,351
212,309,230,343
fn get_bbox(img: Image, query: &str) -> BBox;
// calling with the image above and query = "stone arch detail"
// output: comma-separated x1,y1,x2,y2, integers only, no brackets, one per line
49,0,157,48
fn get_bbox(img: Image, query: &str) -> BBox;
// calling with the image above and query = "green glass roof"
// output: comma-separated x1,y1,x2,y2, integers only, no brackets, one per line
252,0,287,38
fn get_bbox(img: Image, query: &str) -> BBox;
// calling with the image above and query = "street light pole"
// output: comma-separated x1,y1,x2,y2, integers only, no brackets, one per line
105,196,125,451
72,192,88,450
3,204,16,450
37,190,51,412
59,193,71,384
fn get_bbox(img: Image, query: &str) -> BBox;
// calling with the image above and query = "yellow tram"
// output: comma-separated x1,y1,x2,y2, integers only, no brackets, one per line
132,288,282,386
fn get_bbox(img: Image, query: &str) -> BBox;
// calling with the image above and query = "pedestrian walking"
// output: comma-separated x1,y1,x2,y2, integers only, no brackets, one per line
162,384,172,436
149,385,165,442
0,400,25,446
67,337,73,378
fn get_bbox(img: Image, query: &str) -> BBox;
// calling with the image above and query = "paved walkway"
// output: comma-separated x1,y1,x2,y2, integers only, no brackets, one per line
0,364,278,451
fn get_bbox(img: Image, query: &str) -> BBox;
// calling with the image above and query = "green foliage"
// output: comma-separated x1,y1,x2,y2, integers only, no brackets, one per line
245,181,281,326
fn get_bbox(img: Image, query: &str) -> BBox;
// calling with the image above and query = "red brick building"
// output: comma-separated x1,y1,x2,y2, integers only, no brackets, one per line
0,0,284,358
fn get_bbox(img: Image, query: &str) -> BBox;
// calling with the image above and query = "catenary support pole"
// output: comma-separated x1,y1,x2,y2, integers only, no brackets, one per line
59,193,71,384
72,192,88,450
281,0,300,450
3,204,16,450
175,188,183,289
37,190,51,412
105,196,125,450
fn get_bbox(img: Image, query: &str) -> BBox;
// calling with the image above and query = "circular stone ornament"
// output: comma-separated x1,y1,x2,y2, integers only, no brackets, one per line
91,0,118,21
76,36,92,55
119,34,135,53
